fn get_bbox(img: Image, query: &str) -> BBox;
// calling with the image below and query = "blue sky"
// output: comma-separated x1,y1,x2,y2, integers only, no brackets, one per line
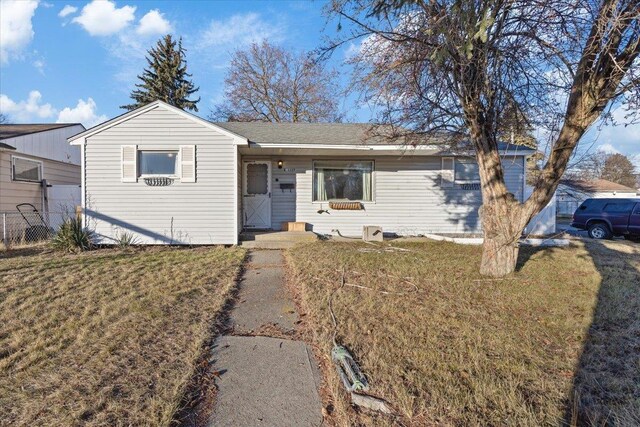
0,0,637,168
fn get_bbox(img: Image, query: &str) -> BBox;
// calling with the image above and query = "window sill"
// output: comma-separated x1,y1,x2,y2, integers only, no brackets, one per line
12,179,42,184
312,200,375,204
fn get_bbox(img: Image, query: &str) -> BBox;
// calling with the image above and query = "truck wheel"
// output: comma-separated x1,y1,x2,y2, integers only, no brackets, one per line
588,223,611,240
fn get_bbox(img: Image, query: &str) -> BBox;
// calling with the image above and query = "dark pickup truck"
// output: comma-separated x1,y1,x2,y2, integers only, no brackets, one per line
571,198,640,240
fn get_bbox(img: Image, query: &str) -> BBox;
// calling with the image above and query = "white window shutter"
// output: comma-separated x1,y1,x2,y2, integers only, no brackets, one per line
180,145,196,182
441,157,454,188
121,145,137,182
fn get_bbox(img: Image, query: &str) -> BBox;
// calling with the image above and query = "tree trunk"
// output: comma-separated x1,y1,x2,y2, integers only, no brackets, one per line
463,104,528,277
480,235,519,277
478,196,526,277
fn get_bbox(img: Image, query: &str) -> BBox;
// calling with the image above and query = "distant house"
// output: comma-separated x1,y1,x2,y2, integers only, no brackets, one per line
556,178,638,216
68,101,548,245
0,123,85,214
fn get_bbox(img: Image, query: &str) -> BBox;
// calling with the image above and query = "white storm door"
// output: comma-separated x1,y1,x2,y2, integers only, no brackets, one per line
243,161,272,229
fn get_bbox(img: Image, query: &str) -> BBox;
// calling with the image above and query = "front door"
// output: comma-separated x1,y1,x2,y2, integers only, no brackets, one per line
243,161,271,229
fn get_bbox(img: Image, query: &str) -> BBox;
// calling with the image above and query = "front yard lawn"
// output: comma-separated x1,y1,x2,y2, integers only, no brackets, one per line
287,239,640,426
0,246,245,426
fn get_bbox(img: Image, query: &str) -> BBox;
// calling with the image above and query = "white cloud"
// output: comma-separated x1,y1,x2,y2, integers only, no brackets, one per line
32,58,45,75
0,0,38,64
136,9,172,36
590,107,640,162
57,98,107,127
344,41,361,60
72,0,136,36
0,91,107,128
58,5,78,18
596,143,620,155
197,12,284,50
0,91,56,121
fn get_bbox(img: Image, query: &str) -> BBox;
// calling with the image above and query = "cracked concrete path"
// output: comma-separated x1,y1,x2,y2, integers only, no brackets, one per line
207,250,323,427
230,251,298,334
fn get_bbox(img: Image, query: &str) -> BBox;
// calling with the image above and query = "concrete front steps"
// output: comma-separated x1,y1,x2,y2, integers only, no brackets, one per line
239,231,318,249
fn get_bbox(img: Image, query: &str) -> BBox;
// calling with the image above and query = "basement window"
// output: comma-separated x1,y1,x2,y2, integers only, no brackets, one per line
12,156,42,182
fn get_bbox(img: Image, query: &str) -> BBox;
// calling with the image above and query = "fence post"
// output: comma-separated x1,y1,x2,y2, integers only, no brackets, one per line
2,213,7,248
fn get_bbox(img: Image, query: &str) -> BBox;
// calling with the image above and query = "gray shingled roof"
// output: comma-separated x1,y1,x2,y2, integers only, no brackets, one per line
214,121,535,153
0,123,81,140
214,122,396,145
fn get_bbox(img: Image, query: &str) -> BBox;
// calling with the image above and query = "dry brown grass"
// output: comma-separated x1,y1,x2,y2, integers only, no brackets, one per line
286,239,640,426
0,245,245,426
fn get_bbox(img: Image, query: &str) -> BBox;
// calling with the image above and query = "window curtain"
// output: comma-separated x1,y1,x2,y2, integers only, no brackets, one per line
315,167,326,201
362,168,371,201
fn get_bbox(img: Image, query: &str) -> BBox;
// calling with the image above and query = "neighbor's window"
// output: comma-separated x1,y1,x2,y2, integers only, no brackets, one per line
454,158,480,183
12,156,42,182
139,151,178,176
313,160,373,202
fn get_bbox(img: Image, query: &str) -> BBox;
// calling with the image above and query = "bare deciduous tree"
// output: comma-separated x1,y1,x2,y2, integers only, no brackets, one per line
328,0,640,276
601,152,638,187
211,41,344,122
0,114,8,124
565,152,607,180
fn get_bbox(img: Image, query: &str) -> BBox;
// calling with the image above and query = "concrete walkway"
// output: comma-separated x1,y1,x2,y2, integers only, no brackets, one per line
207,250,323,427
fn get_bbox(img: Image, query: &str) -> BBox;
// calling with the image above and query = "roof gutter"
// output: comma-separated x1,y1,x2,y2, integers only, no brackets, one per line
246,142,535,156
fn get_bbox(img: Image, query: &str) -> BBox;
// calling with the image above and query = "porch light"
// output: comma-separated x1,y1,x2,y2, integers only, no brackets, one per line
277,160,283,169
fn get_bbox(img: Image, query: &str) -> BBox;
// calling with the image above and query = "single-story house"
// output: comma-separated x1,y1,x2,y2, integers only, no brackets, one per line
556,178,638,216
68,100,537,245
1,123,84,212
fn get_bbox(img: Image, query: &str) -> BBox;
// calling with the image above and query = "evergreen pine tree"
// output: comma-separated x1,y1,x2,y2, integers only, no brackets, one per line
122,35,199,111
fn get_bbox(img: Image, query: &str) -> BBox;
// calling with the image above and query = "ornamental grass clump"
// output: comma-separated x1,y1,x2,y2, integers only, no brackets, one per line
51,217,94,252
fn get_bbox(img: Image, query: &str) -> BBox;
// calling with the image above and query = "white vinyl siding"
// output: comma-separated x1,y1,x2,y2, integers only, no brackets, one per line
84,104,236,244
249,155,525,235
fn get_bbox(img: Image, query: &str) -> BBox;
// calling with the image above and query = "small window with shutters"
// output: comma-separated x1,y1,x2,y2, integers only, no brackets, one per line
139,151,178,176
121,145,196,183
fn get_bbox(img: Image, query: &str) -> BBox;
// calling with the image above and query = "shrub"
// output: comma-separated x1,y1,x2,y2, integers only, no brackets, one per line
51,217,93,252
116,230,139,248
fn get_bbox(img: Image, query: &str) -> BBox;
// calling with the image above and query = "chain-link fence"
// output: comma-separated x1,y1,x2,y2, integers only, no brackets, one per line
1,211,71,249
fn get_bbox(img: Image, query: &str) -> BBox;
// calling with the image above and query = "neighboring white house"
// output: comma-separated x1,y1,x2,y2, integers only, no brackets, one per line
1,124,85,242
556,178,638,216
68,101,541,245
0,123,85,212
